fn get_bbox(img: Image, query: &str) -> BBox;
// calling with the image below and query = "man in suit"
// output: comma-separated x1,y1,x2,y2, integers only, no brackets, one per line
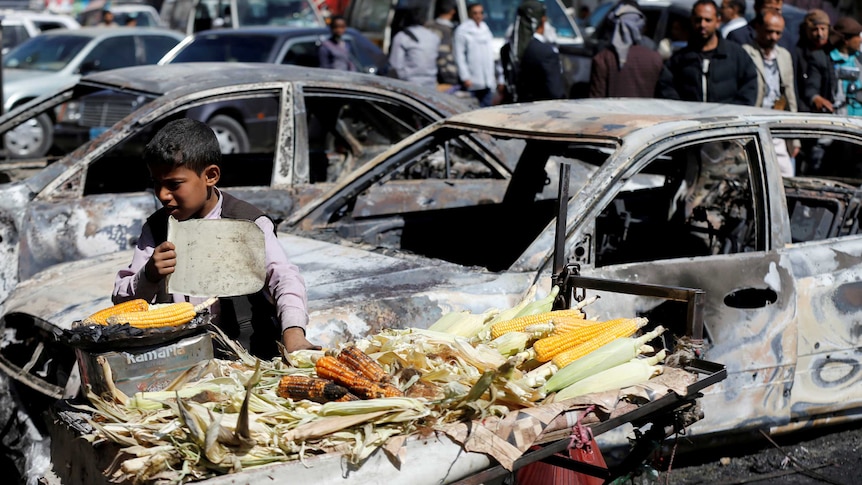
742,9,799,176
510,0,565,102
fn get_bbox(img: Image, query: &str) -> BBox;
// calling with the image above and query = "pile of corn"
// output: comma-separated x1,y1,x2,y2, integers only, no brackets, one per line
80,286,672,483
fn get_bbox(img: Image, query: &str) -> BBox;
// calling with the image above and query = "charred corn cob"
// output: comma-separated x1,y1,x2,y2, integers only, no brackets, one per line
490,309,584,339
532,317,646,363
276,375,350,403
83,299,150,325
315,356,403,399
333,392,361,402
106,302,196,328
315,355,368,388
337,346,390,383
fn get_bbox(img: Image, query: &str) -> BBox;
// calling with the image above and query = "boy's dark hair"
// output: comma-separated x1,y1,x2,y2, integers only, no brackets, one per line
329,15,346,26
466,2,482,13
144,118,221,174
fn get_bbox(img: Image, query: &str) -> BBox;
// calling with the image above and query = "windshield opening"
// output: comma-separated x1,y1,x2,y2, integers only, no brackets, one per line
4,35,91,71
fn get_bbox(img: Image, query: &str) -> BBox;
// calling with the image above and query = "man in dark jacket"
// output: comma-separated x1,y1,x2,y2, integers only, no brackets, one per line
503,0,565,103
589,3,663,98
657,0,757,105
727,0,798,50
795,9,836,113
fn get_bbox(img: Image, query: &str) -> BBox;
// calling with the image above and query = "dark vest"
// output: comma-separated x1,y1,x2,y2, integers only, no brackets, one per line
147,191,281,359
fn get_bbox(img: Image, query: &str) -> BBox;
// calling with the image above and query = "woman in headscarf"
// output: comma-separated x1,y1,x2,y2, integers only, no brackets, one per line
501,0,565,103
589,2,663,98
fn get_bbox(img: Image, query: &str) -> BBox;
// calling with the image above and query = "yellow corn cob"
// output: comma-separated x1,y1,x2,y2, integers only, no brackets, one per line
532,317,646,363
543,326,664,393
550,316,598,335
490,309,585,339
553,350,666,402
551,319,653,368
82,299,150,325
106,302,196,328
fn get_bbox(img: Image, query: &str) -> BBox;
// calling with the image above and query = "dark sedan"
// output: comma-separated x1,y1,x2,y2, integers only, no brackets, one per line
159,26,390,75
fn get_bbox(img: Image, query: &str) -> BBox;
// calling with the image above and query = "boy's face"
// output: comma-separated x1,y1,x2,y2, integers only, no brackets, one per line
150,164,220,221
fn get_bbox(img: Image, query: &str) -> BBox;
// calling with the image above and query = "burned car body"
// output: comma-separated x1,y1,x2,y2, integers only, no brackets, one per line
0,63,483,305
4,99,862,444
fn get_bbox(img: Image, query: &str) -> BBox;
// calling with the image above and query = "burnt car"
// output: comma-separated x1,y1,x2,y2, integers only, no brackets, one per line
5,99,862,450
158,26,390,76
0,63,479,306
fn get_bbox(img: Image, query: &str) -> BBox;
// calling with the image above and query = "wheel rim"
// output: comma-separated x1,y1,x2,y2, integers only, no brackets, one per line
4,119,45,157
212,125,240,154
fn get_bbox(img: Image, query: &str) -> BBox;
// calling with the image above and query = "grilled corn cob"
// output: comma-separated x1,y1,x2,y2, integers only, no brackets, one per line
532,317,646,362
315,355,403,399
337,346,390,383
106,302,196,328
83,299,150,325
277,375,350,403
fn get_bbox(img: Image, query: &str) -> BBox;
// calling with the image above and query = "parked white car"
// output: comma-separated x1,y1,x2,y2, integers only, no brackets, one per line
0,10,80,54
1,27,184,157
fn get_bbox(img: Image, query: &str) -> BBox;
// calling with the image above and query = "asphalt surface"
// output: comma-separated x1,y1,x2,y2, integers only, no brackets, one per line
648,423,862,485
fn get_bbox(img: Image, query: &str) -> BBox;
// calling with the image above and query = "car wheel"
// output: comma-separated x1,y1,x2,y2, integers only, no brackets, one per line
207,115,249,154
3,114,53,159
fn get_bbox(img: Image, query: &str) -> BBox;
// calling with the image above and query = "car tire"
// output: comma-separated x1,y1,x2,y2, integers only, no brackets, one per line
4,114,53,159
207,115,249,154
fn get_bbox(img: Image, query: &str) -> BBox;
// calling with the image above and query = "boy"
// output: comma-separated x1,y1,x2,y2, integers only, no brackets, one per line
113,119,318,358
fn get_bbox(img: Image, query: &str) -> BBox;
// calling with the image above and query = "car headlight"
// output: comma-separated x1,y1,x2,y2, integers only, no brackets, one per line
55,101,82,123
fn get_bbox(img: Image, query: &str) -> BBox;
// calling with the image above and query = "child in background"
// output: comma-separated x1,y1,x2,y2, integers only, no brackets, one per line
112,118,318,358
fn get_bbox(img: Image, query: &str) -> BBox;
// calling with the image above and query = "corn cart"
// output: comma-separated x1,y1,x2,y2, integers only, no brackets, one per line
42,163,726,485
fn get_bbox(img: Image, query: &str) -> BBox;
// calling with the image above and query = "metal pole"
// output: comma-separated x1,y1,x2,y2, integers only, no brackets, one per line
552,162,571,276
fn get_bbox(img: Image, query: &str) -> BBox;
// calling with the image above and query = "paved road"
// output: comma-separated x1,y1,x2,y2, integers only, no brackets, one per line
651,423,862,484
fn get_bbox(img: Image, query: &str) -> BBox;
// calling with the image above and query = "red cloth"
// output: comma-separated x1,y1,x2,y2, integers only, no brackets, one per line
516,437,608,485
324,0,350,16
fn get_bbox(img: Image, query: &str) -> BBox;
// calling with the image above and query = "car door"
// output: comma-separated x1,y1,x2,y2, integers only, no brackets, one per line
771,127,862,420
17,87,298,281
565,129,797,434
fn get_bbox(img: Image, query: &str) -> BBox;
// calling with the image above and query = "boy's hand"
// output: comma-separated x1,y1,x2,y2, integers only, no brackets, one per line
282,327,321,354
145,241,176,282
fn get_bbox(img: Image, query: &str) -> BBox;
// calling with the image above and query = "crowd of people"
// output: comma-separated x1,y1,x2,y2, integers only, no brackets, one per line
315,1,861,134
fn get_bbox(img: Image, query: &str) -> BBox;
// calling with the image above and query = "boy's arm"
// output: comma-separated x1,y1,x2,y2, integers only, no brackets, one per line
254,216,317,353
112,224,162,304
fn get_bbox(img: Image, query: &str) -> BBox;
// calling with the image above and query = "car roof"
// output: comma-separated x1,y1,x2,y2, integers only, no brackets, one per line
80,62,462,106
38,26,183,38
442,99,818,140
191,26,362,37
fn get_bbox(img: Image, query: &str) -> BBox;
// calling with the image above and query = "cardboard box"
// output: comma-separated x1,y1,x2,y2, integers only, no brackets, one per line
76,332,213,397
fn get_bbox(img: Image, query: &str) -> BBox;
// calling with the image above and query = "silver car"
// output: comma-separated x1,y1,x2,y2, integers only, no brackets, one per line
2,27,184,158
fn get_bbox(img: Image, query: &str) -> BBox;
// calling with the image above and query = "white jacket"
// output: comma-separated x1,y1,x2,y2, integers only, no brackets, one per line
453,20,497,91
